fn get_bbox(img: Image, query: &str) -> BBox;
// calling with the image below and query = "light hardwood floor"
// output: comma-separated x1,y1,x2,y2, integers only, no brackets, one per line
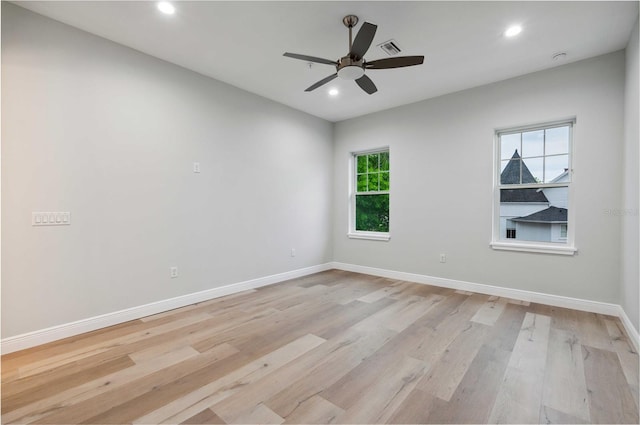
2,270,638,424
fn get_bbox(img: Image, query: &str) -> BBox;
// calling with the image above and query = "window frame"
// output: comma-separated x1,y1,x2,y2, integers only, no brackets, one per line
348,147,391,241
491,118,577,255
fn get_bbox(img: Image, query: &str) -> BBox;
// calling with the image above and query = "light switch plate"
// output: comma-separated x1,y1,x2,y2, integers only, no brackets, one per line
33,212,71,226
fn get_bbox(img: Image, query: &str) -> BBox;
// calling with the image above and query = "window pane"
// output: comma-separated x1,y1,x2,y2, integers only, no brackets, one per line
356,194,389,232
368,172,380,191
522,157,543,183
501,158,521,185
357,155,367,173
545,126,570,155
357,174,368,192
380,171,390,191
499,187,568,243
380,151,390,171
560,224,568,238
544,155,569,183
368,154,379,172
501,133,520,160
522,130,544,158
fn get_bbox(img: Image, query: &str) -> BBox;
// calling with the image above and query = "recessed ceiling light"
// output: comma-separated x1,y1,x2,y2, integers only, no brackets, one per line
157,2,175,15
328,88,339,96
504,25,522,38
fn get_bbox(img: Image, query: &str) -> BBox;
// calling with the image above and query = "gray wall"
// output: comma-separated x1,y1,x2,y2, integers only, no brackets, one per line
1,3,334,338
333,51,626,304
622,18,639,334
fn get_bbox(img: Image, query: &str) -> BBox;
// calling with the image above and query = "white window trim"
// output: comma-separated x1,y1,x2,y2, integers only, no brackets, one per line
348,231,391,241
348,147,391,241
491,118,577,255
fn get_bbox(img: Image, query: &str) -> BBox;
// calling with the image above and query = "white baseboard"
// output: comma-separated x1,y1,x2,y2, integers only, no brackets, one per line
1,263,333,355
331,262,640,350
617,306,640,352
4,261,638,356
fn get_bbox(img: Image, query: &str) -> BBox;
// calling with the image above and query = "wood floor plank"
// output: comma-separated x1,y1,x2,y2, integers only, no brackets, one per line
488,312,551,424
419,344,512,424
582,345,639,424
180,408,225,424
331,355,427,423
1,319,152,378
2,271,636,425
1,355,135,414
356,280,409,303
213,326,396,423
352,294,442,333
320,324,432,410
407,293,488,365
259,327,397,421
541,328,590,422
228,403,284,424
282,395,344,424
2,344,205,424
603,318,640,401
132,333,325,424
2,348,135,401
416,321,490,401
471,296,508,326
539,405,589,424
575,311,614,351
14,312,214,380
302,298,396,340
483,303,527,353
32,345,237,424
388,388,443,424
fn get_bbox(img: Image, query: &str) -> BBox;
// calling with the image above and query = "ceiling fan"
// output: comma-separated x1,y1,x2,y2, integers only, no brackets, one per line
283,15,424,95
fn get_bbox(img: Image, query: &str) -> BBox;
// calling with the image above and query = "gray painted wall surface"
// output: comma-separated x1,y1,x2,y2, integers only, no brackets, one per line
622,18,639,334
333,51,626,304
2,3,334,337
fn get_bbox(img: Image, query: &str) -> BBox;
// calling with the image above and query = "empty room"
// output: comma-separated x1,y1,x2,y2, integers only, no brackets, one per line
1,1,639,424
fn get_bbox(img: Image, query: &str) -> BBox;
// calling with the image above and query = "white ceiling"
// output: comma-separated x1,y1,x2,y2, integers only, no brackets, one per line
13,1,639,122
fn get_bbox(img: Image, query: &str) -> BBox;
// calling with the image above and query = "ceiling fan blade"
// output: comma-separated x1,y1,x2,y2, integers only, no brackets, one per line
350,22,377,60
355,74,377,95
283,53,337,66
305,73,338,92
366,56,425,69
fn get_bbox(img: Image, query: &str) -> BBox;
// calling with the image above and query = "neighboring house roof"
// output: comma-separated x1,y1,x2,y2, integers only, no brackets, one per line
548,169,570,184
500,149,549,203
501,150,538,184
512,206,568,223
501,188,549,203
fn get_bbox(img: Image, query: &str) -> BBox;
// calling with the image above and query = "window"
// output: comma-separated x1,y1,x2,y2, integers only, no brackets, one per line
349,149,390,240
560,224,568,238
491,120,576,255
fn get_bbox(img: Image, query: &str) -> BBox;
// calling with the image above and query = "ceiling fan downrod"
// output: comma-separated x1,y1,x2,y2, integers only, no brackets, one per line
343,15,359,53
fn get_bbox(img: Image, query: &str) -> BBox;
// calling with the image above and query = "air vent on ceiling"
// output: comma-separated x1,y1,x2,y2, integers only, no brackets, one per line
378,39,402,56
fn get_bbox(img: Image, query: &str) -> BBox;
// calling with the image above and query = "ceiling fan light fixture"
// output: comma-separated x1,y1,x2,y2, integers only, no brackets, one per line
338,65,365,80
328,88,339,96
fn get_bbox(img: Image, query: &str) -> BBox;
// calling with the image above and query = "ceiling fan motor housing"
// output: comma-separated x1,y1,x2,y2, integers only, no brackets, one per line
337,56,365,80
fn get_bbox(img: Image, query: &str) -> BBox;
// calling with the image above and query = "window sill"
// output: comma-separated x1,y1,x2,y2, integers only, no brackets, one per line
348,232,391,241
490,241,577,256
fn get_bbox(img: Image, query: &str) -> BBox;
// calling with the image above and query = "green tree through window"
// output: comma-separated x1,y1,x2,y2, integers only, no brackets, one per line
354,151,389,233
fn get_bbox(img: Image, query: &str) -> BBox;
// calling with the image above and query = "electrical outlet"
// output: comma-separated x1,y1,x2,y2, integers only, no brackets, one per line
290,248,296,257
193,162,200,173
170,266,178,278
439,253,446,263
